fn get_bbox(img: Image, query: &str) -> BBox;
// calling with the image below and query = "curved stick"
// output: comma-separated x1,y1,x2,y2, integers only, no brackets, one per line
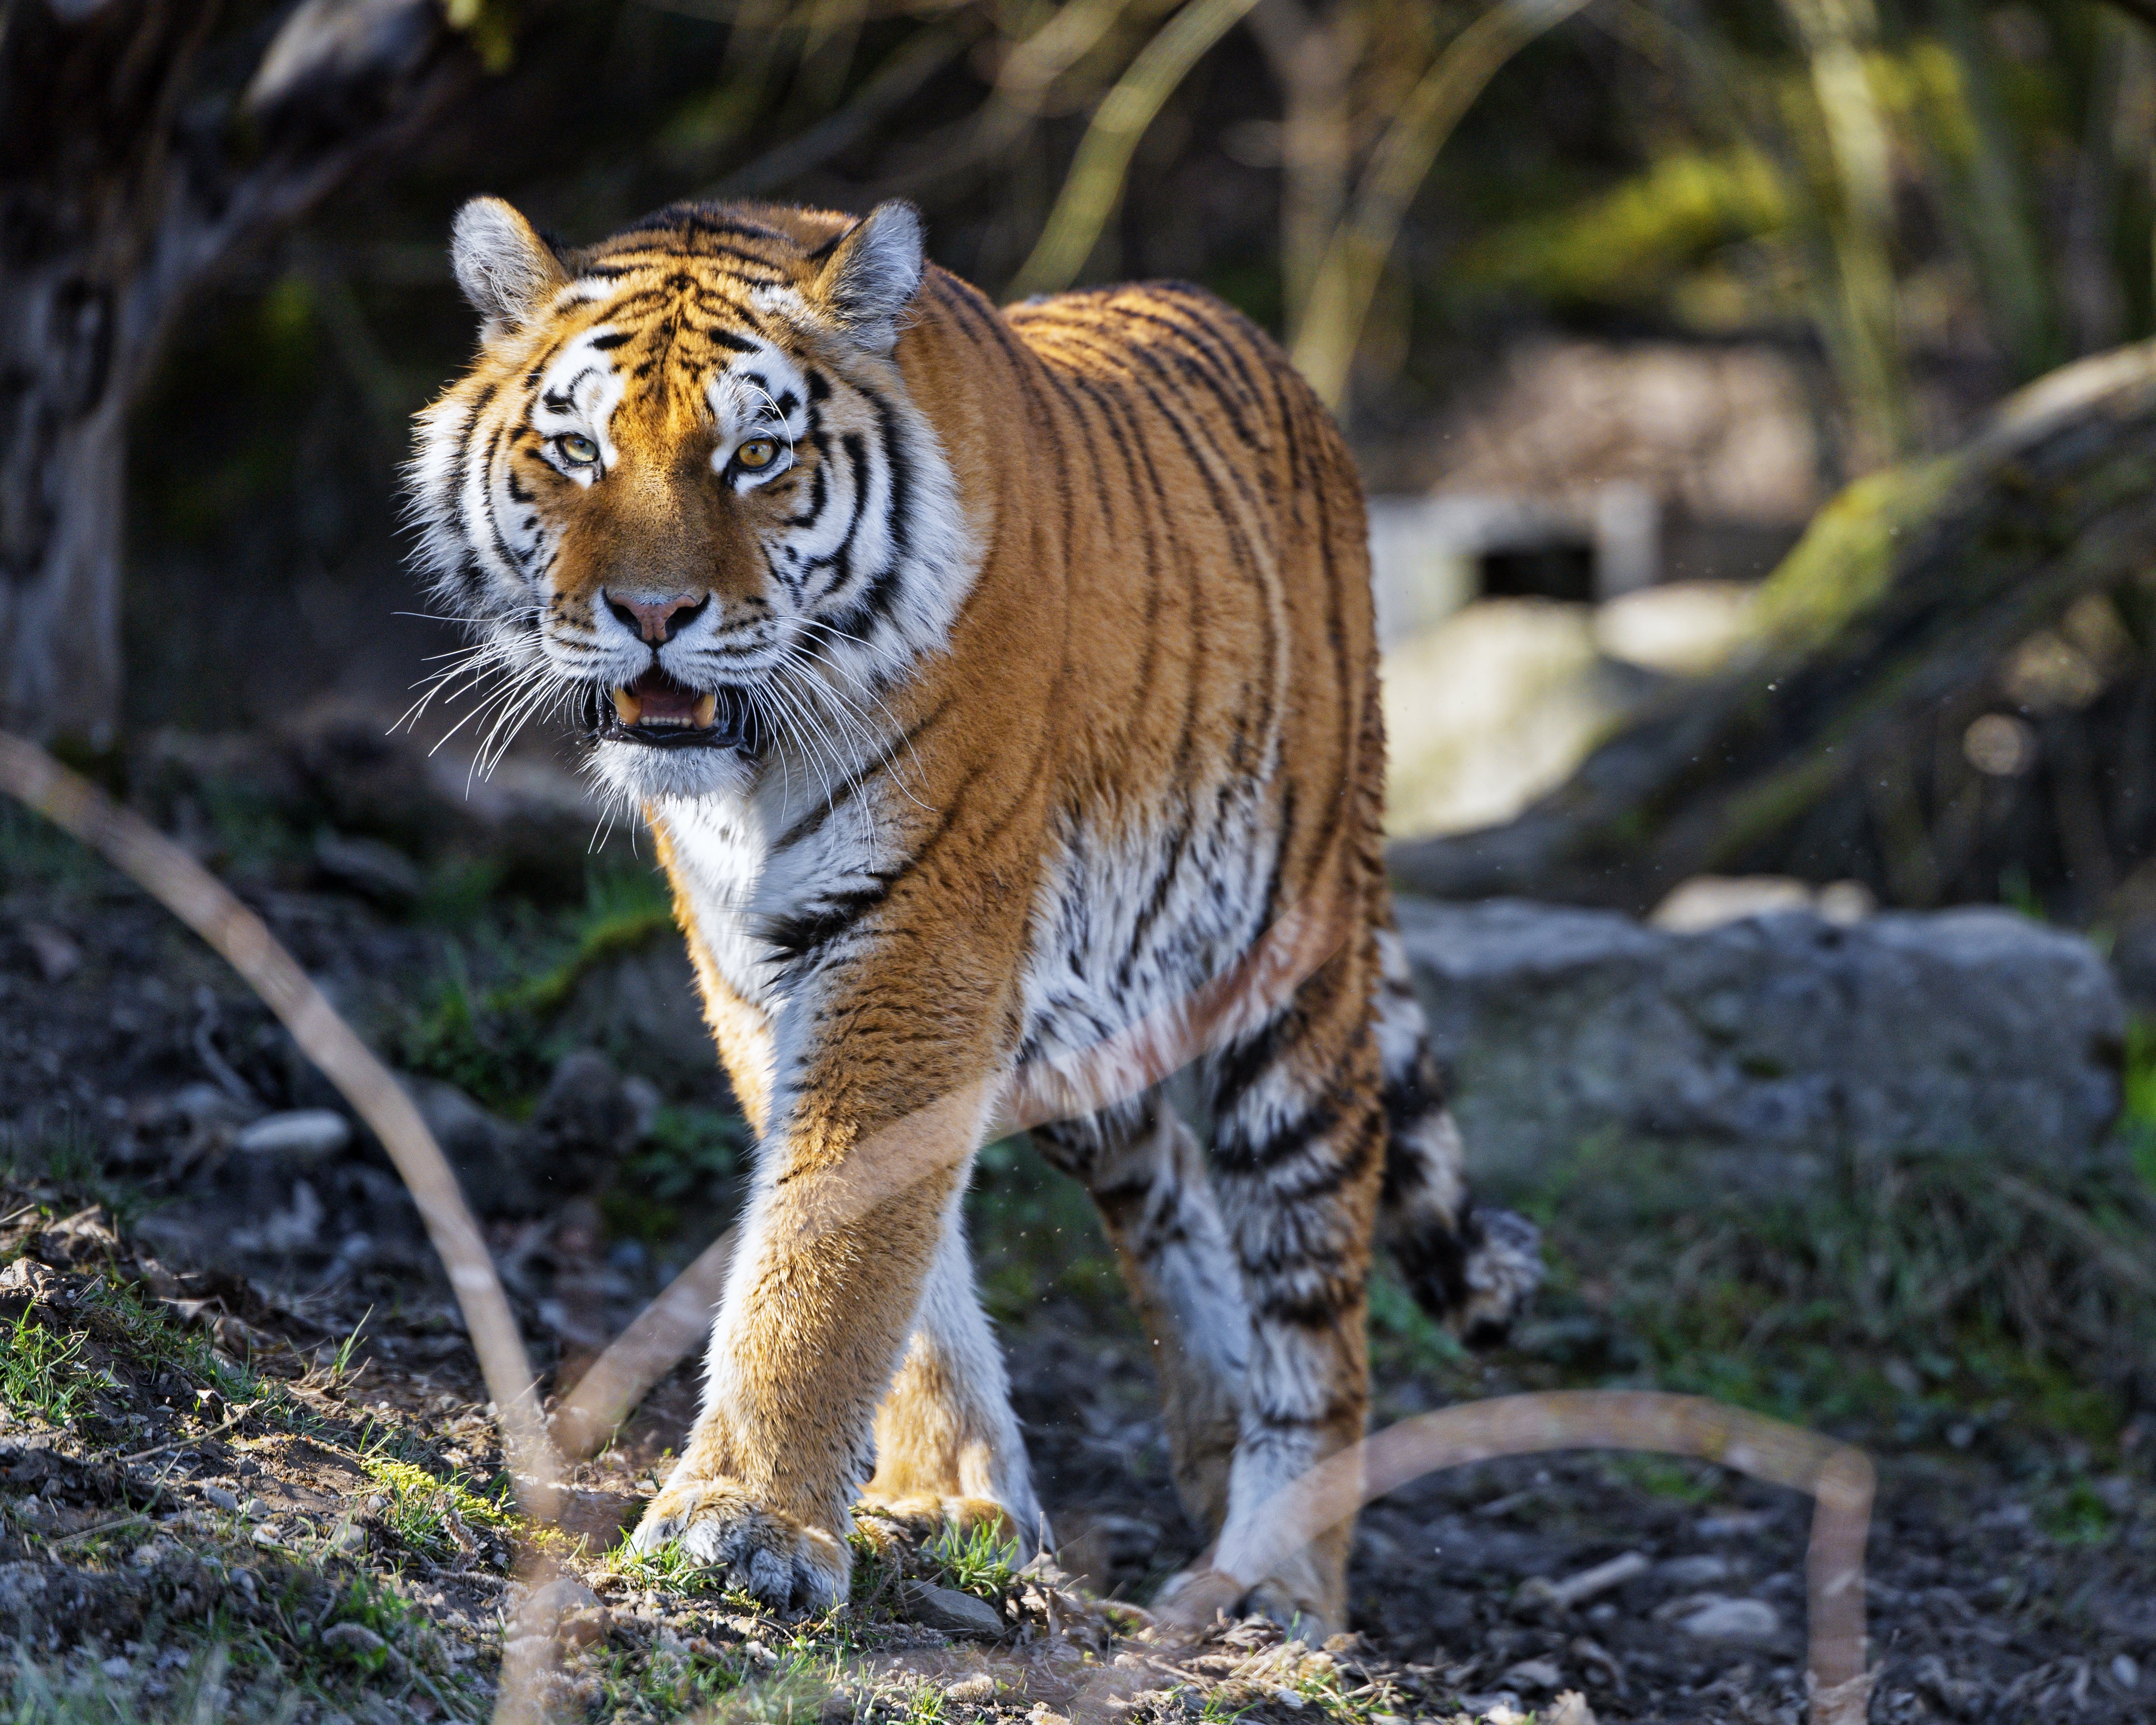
0,735,563,1523
1163,1390,1873,1725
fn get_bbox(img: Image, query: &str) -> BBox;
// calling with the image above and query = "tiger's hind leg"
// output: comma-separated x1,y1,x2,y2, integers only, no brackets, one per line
1032,1099,1250,1537
1371,919,1543,1342
859,1178,1045,1552
1184,931,1391,1638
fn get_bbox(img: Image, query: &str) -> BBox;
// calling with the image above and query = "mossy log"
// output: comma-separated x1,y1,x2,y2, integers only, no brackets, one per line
1388,342,2156,923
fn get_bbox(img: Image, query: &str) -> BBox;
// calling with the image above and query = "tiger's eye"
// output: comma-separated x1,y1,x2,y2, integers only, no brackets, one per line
735,437,780,471
557,432,599,466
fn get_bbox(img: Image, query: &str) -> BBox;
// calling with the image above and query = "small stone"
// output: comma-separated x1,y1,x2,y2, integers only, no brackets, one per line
202,1486,239,1513
236,1110,352,1159
945,1673,994,1704
895,1580,1005,1639
242,1498,271,1520
2115,1653,2141,1689
327,1520,367,1556
817,1694,856,1725
1674,1597,1780,1645
1656,1554,1731,1587
1544,1693,1598,1725
23,924,81,984
322,1623,386,1658
1500,1658,1562,1692
99,1657,130,1679
516,1576,602,1642
1270,1688,1305,1709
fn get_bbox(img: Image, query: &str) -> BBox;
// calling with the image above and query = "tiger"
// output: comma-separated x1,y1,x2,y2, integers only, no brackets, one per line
408,194,1541,1632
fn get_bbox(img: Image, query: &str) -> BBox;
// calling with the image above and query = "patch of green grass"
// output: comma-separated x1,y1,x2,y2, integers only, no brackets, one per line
606,1103,750,1242
1603,1453,1726,1505
924,1520,1021,1602
360,1455,516,1567
1520,1138,2156,1450
2039,1475,2117,1544
606,1532,740,1599
969,1133,1134,1327
394,856,676,1112
0,1311,94,1424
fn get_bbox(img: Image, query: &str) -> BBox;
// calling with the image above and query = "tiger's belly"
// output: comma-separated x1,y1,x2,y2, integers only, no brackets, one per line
1013,789,1279,1102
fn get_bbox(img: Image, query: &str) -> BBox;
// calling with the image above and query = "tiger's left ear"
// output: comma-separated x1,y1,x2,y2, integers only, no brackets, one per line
812,202,925,353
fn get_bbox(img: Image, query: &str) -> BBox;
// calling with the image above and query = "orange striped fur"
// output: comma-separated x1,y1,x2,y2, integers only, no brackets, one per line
410,197,1540,1628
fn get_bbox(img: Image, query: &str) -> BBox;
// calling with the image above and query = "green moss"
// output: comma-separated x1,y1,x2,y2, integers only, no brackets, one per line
1750,455,1962,647
1460,147,1789,307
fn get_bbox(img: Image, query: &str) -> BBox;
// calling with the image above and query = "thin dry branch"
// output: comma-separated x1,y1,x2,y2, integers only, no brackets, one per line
0,734,562,1523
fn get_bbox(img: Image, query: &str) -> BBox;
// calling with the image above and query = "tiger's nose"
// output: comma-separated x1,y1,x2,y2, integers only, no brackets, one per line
605,590,710,644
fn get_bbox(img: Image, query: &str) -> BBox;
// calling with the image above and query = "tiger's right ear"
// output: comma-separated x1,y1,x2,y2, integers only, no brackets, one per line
451,197,565,338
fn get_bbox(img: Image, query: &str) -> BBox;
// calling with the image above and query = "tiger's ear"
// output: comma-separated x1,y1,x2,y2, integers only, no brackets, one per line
451,197,565,338
812,201,925,353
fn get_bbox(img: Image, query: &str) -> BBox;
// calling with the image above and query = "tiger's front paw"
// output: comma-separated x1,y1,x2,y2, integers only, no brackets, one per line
629,1472,849,1612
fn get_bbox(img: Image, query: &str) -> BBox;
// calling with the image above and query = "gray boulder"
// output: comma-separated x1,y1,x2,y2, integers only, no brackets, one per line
1394,897,2123,1211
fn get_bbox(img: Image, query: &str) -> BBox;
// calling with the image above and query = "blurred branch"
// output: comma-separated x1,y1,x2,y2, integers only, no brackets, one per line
1775,0,1909,461
708,13,984,196
1008,0,1267,298
1289,0,1593,408
1246,0,1353,334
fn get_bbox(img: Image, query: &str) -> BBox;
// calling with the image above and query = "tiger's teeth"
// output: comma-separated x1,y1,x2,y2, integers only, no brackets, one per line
692,692,717,729
612,687,642,725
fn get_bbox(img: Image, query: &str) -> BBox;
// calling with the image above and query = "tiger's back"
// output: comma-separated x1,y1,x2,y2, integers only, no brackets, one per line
410,198,1537,1628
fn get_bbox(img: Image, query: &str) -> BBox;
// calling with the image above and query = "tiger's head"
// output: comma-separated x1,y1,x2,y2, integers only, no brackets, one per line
407,197,972,805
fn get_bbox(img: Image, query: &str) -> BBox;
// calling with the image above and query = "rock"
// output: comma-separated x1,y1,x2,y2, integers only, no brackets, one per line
944,1673,995,1704
1655,1554,1731,1587
234,1110,351,1159
321,1621,386,1657
404,1078,536,1217
1671,1596,1781,1644
525,1050,636,1193
1543,1694,1597,1725
1499,1658,1562,1691
20,923,81,984
513,1577,604,1645
896,1579,1006,1638
554,936,722,1090
1395,896,2122,1206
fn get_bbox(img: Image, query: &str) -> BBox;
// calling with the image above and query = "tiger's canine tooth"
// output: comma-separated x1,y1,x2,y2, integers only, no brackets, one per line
612,686,642,725
692,692,717,729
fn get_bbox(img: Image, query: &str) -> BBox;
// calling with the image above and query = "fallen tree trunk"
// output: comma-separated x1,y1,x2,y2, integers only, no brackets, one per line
1388,342,2156,924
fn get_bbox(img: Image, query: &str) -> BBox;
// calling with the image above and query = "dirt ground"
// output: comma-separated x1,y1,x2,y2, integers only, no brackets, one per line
4,756,2155,1723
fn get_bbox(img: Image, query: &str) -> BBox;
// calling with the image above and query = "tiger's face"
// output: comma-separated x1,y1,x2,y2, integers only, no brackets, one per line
407,198,970,805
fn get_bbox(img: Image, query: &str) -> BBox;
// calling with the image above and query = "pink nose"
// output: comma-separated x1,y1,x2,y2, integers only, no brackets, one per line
605,590,708,644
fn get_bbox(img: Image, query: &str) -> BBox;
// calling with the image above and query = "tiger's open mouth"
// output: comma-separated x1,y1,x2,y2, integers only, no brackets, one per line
596,666,763,753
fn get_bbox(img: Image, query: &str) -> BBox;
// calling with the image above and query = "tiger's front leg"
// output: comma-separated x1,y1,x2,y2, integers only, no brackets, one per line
629,1072,999,1609
856,1185,1043,1548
